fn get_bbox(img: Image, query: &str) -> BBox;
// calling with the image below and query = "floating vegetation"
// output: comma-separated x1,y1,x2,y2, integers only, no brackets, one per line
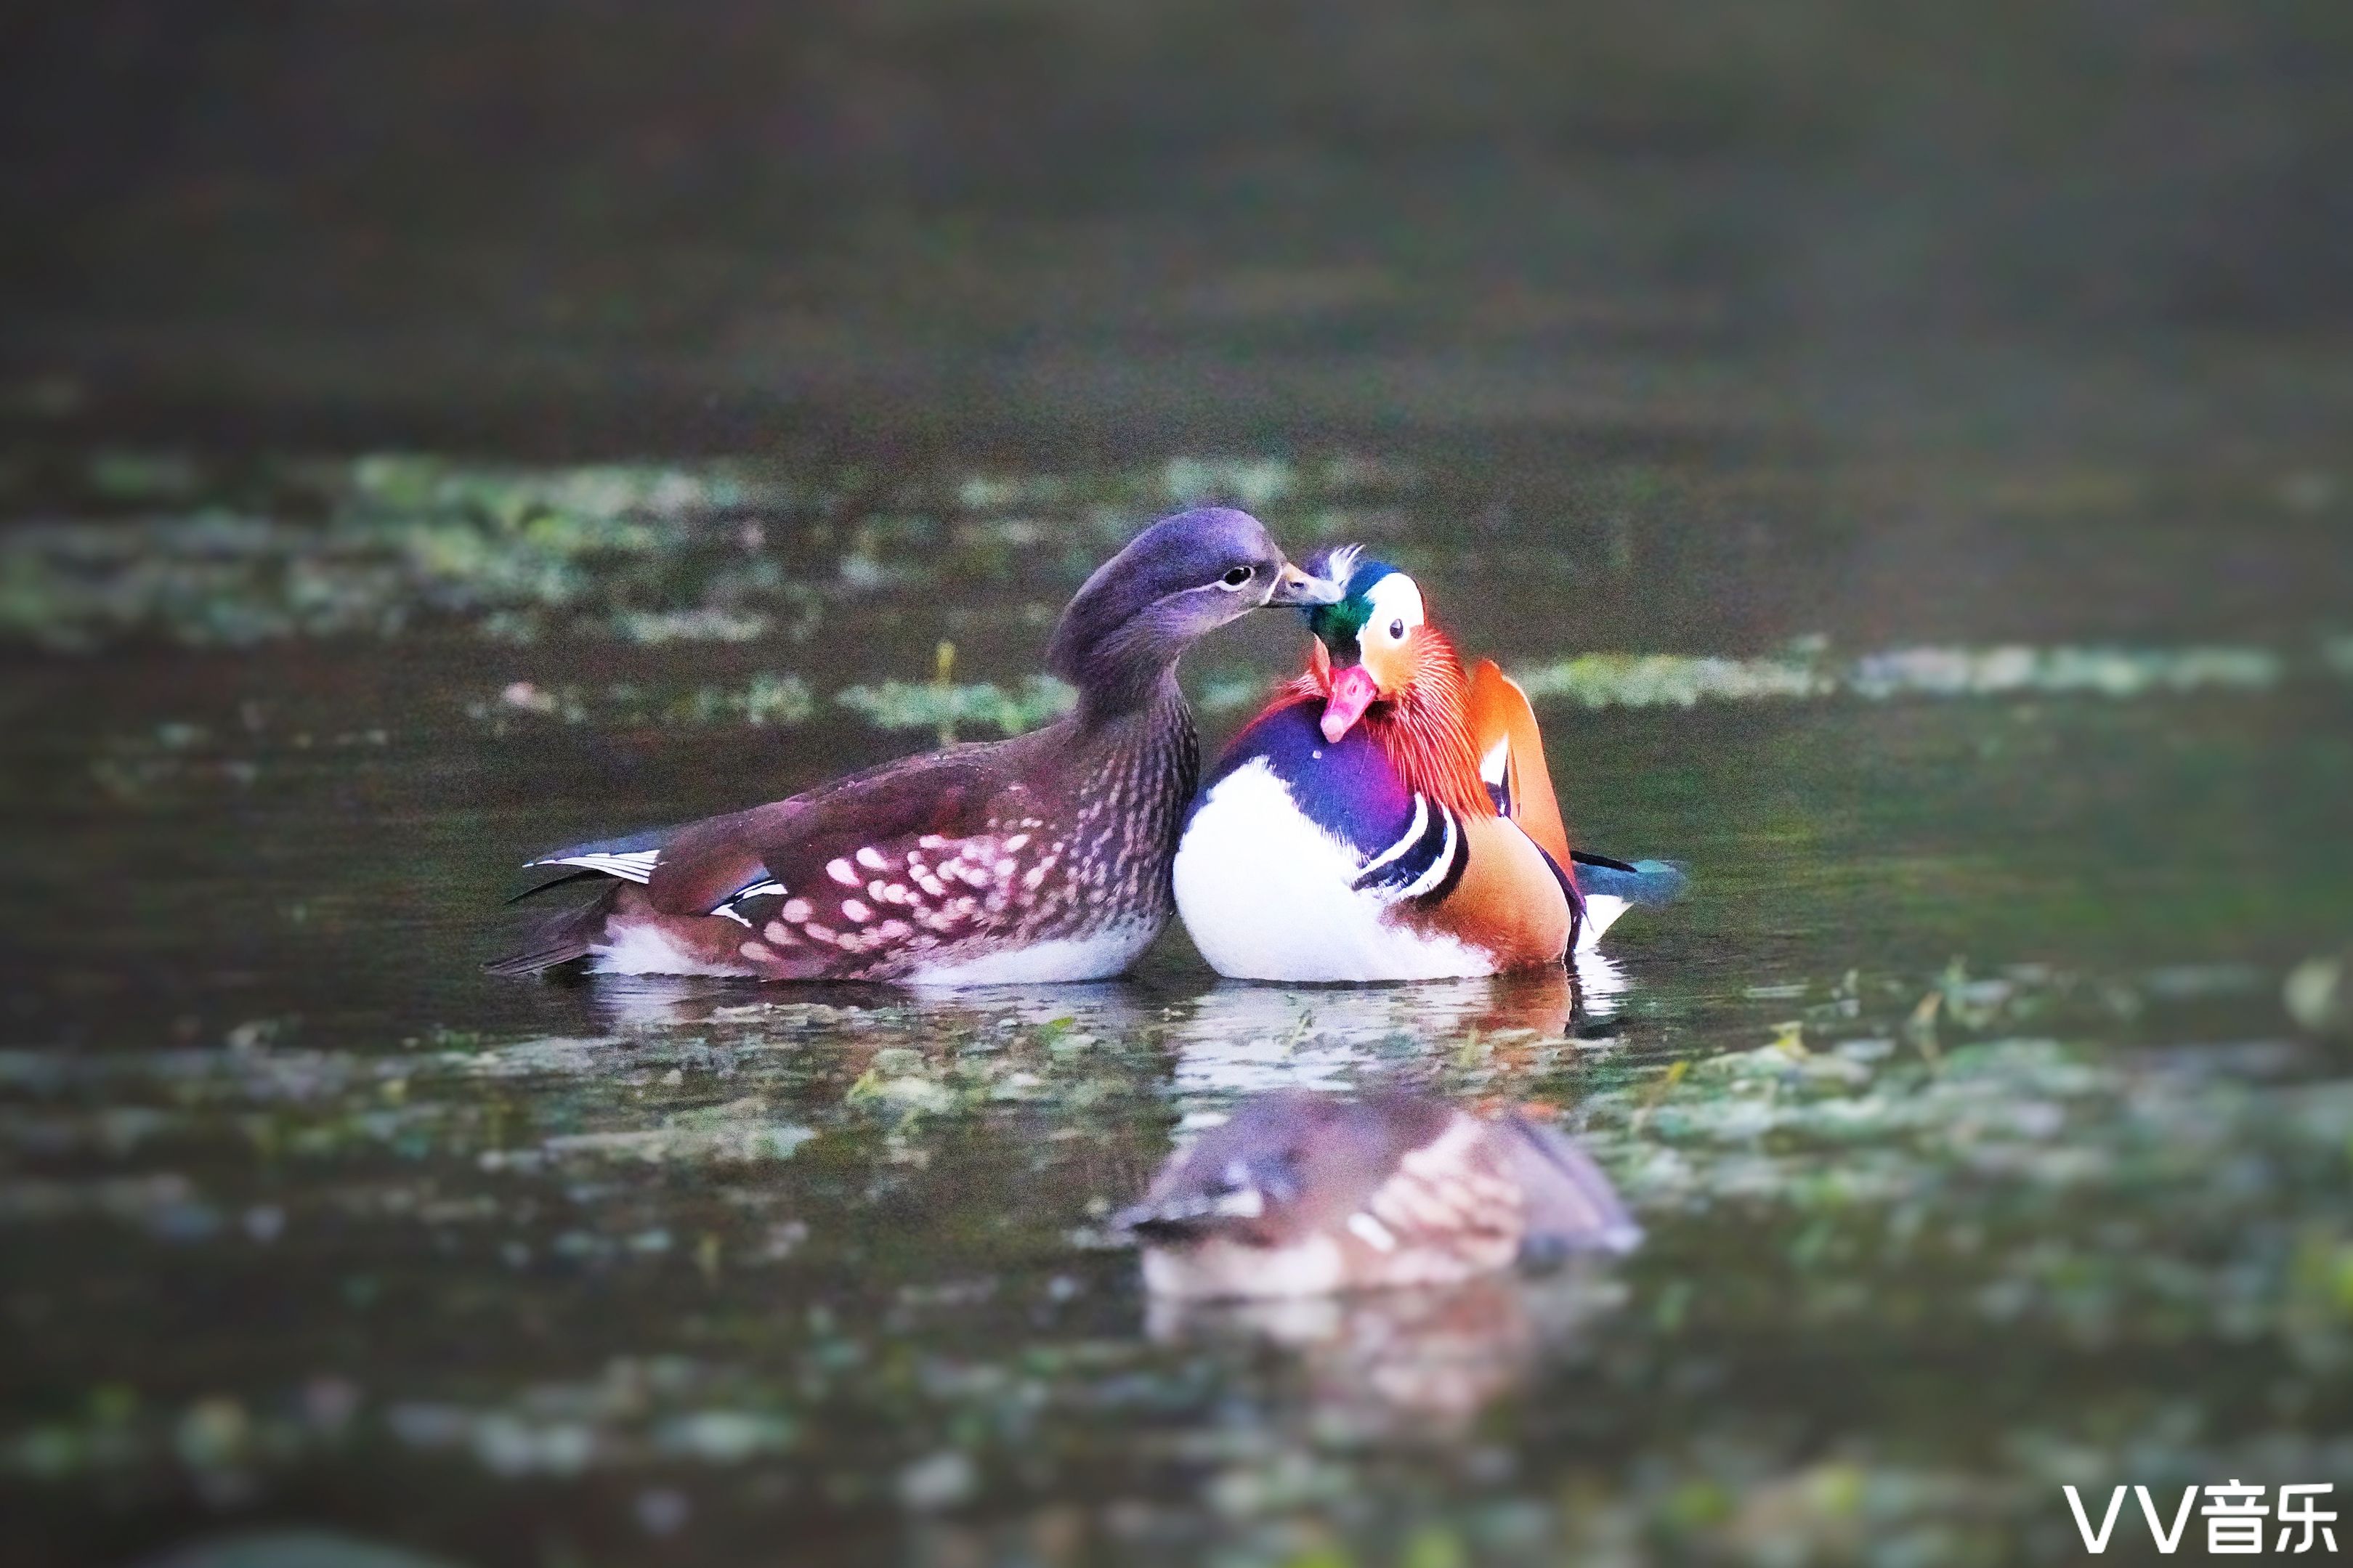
458,629,2334,751
606,608,773,644
0,945,2344,1568
0,450,1425,653
1514,649,1834,707
1512,639,2327,709
81,718,391,803
11,439,2353,1568
1194,670,1281,715
2285,954,2352,1039
6,958,2349,1567
835,675,1077,741
1847,643,2283,698
469,674,814,731
837,641,1077,742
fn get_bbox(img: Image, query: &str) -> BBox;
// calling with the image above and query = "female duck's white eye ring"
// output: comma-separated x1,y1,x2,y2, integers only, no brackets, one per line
1217,565,1254,590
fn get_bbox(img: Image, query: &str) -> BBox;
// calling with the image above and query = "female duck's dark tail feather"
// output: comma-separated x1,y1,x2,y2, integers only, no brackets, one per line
485,885,616,977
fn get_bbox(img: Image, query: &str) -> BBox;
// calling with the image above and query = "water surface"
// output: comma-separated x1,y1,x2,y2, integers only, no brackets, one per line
4,442,2350,1567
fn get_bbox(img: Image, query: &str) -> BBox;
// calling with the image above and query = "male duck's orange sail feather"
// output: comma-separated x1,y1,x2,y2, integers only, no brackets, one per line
1465,659,1573,876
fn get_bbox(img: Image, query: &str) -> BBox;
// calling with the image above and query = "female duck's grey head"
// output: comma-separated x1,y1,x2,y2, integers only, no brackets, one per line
1048,507,1340,711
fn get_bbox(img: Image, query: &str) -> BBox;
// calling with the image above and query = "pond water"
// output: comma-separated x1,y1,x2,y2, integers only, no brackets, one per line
5,437,2352,1567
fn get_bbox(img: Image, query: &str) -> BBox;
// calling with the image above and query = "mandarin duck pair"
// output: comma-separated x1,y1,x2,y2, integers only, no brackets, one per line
491,510,1677,986
490,507,1661,1298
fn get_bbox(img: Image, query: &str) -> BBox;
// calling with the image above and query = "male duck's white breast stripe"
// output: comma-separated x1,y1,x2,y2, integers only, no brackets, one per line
1392,807,1459,900
1350,794,1461,903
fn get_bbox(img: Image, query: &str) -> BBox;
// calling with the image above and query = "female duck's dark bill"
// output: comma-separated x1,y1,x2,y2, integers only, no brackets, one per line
1268,561,1345,606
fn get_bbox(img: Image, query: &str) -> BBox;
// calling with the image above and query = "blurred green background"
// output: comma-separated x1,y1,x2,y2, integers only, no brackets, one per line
7,1,2352,447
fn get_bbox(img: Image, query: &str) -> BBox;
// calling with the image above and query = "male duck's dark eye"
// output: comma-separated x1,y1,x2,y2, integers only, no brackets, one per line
1221,566,1253,587
1388,618,1406,639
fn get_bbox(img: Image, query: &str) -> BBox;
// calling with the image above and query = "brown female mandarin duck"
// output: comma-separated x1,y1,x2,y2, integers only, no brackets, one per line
1116,1089,1640,1300
490,508,1339,984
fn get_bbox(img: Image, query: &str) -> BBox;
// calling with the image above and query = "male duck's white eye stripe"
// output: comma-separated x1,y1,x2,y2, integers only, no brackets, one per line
534,850,660,883
1361,572,1425,633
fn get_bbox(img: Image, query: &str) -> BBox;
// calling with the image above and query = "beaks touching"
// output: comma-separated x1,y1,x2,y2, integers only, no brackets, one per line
1269,561,1344,606
1321,664,1381,743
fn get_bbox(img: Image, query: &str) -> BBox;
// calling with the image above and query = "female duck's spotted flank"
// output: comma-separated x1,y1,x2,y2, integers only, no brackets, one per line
490,507,1339,984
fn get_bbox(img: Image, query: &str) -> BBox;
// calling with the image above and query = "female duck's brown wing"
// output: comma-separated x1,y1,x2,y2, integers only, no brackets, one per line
642,748,1015,916
637,734,1080,975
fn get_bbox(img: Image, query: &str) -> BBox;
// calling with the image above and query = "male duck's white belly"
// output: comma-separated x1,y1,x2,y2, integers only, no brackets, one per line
1173,760,1494,982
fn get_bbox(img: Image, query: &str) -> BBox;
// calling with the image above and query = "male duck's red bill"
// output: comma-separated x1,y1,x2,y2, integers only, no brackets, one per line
1172,547,1684,983
489,508,1339,984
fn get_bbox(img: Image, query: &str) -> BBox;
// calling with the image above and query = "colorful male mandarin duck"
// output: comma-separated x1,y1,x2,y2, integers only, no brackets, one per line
490,508,1340,984
1115,1089,1640,1299
1173,548,1681,981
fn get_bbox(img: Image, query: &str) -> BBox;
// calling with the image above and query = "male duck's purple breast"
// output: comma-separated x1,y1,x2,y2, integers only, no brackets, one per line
1191,700,1417,861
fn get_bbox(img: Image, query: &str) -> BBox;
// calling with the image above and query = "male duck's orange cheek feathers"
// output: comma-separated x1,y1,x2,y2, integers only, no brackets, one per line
1362,631,1494,821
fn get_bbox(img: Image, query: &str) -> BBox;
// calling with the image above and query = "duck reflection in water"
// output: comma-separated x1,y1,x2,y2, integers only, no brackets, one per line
1143,1266,1626,1434
573,946,1632,1053
1162,951,1633,1113
1118,1088,1639,1427
1115,1089,1639,1298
